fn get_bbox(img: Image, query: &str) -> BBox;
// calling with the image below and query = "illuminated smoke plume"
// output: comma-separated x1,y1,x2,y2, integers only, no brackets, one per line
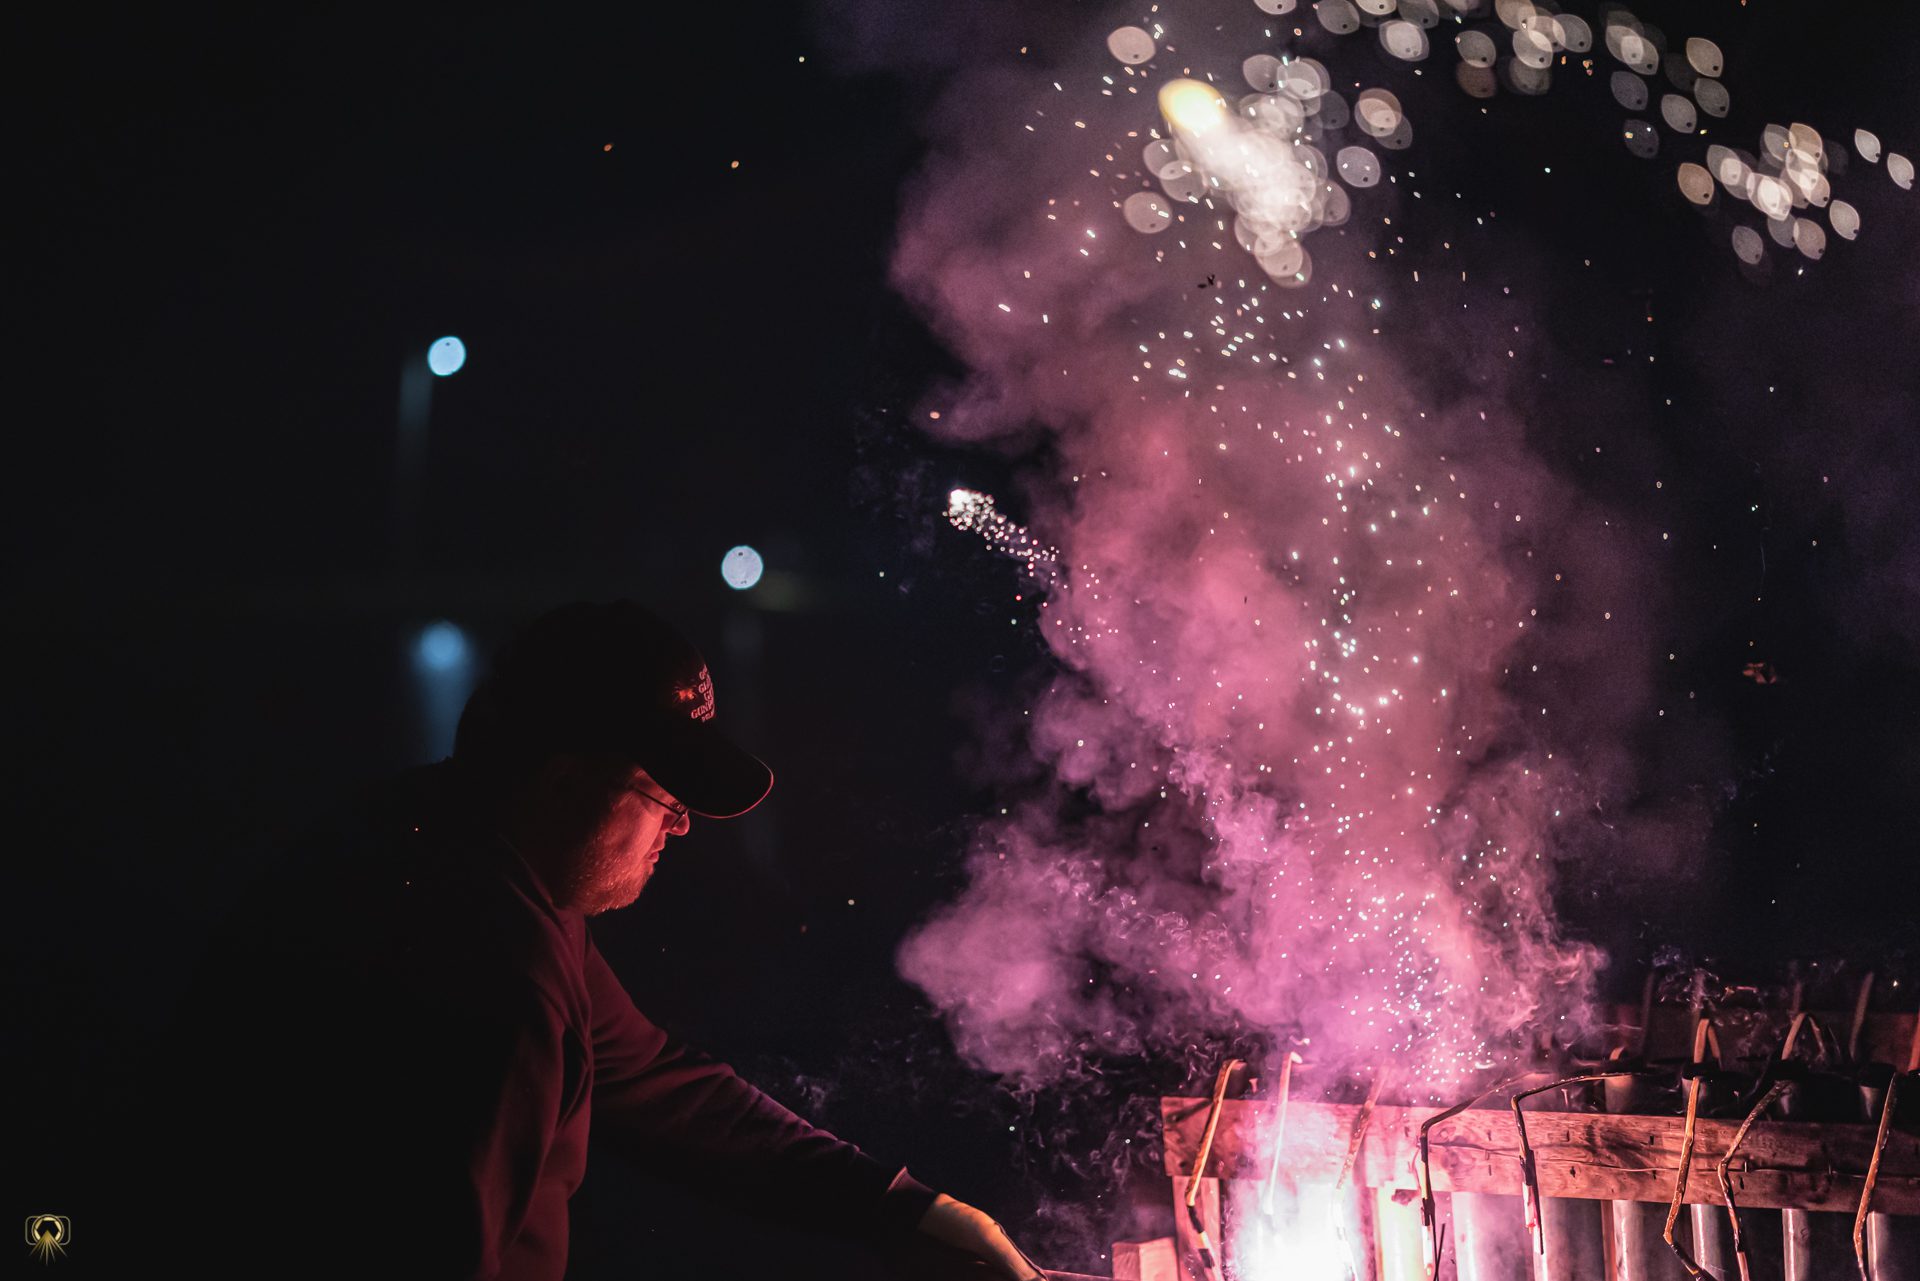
880,0,1905,1112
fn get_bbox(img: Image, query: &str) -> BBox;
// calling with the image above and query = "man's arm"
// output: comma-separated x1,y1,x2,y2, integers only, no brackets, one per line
384,983,581,1278
581,942,1045,1278
581,939,937,1237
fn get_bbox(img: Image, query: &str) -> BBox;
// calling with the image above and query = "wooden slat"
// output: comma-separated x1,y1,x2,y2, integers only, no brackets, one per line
1160,1096,1920,1215
1170,1174,1221,1281
1111,1238,1178,1281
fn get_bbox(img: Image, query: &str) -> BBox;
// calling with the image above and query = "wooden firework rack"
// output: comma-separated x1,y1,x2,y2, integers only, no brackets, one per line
1117,1008,1920,1280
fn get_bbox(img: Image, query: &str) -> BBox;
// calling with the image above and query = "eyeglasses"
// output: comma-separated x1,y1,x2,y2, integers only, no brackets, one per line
625,779,690,822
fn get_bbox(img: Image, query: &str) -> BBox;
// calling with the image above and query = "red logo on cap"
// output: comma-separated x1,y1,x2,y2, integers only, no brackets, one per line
675,667,716,721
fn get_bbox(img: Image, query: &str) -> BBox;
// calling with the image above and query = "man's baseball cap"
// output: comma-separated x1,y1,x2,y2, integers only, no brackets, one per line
459,601,773,818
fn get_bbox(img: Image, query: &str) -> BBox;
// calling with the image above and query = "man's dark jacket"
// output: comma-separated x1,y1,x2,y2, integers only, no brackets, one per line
154,761,936,1278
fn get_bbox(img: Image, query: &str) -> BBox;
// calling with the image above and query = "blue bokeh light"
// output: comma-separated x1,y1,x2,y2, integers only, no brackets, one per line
427,336,467,377
721,545,765,590
415,620,471,673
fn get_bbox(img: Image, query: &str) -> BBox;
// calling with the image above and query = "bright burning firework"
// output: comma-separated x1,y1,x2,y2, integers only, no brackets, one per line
946,487,1060,579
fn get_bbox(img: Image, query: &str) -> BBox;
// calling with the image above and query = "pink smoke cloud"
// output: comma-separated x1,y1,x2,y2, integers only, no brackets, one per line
885,1,1715,1101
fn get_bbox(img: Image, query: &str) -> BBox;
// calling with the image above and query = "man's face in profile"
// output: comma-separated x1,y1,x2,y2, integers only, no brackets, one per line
534,756,691,915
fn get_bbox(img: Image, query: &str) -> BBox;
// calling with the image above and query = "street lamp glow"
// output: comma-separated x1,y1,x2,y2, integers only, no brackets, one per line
427,336,467,377
721,545,765,590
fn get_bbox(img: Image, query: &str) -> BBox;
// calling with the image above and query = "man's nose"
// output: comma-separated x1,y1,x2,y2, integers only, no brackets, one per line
670,811,692,837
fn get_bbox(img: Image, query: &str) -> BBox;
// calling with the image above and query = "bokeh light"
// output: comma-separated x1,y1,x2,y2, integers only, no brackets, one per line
427,336,467,377
1354,89,1404,138
1685,37,1724,77
1456,63,1497,98
1606,20,1660,75
1659,94,1697,134
1610,71,1648,112
1889,153,1915,190
1381,21,1429,61
1337,145,1382,188
1242,53,1284,93
1159,162,1207,204
1760,124,1790,165
1854,129,1882,163
414,621,471,674
1495,0,1533,30
1106,26,1155,65
721,545,765,590
1317,0,1360,35
1792,218,1826,260
1750,174,1792,221
1694,78,1729,118
1122,192,1174,233
1503,59,1552,96
1512,27,1553,70
1141,139,1182,174
1676,162,1714,206
1457,31,1497,68
1397,0,1440,29
1707,144,1750,190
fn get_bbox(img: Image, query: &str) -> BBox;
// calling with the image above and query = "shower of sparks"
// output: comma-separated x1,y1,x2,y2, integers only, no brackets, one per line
900,3,1908,1269
947,487,1062,578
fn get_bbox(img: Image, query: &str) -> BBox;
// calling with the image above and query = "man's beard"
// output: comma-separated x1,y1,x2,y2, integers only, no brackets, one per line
559,834,656,915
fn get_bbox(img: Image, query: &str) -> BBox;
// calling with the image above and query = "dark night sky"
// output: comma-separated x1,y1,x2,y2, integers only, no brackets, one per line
7,2,1918,1276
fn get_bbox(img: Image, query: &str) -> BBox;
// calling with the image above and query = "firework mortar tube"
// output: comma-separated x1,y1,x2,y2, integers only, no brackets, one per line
1853,1012,1920,1281
1418,1076,1520,1280
1717,1009,1818,1281
1510,1070,1654,1258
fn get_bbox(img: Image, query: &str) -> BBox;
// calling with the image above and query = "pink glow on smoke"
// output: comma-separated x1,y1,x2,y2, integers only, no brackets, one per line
887,9,1653,1101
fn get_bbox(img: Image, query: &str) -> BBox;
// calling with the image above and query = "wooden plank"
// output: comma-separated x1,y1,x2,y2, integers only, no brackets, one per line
1160,1096,1920,1215
1111,1238,1178,1281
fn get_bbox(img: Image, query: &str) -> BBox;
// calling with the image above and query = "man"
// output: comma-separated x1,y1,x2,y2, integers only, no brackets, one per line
158,601,1042,1280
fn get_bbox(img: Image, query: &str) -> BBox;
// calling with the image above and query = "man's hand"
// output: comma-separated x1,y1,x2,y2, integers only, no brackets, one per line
917,1193,1045,1281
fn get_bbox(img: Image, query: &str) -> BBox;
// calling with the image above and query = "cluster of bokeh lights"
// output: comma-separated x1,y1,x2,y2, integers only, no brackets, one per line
1110,0,1906,282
